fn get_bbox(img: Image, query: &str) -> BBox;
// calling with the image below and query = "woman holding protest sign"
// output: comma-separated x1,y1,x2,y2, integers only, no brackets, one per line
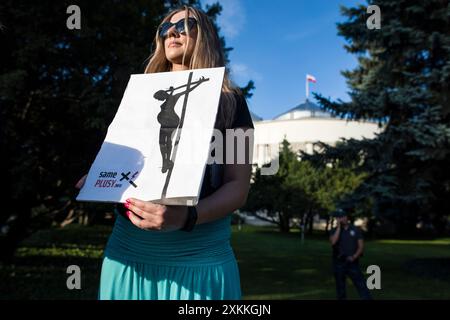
76,5,253,300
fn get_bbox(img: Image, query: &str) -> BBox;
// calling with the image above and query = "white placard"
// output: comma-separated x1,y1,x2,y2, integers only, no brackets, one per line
76,67,225,205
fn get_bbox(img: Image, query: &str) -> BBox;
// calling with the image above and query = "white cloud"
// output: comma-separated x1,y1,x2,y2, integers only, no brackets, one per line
283,29,316,42
203,0,246,39
230,63,263,85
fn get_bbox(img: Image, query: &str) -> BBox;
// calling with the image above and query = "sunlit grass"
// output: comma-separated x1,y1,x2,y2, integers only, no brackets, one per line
375,239,450,245
0,223,449,299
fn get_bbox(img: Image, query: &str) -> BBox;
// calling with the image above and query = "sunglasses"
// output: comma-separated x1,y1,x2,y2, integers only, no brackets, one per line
159,17,197,38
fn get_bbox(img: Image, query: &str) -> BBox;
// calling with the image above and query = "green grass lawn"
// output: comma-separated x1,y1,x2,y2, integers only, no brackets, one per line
1,223,449,300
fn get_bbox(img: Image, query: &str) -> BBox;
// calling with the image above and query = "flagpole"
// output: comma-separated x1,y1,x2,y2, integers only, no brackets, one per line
305,74,309,101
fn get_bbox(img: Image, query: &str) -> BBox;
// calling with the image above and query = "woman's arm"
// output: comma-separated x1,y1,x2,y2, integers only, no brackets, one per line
196,126,253,224
196,157,252,225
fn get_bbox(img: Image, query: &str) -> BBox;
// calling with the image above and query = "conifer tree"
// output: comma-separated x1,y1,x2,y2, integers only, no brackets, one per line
306,0,450,235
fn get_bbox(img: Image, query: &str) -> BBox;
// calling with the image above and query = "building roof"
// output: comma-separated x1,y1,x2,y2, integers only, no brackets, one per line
273,99,333,120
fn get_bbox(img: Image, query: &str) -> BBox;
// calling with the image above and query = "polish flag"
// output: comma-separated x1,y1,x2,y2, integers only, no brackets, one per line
306,74,317,83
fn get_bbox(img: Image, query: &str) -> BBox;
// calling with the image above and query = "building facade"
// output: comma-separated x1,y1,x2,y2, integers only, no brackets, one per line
251,100,383,167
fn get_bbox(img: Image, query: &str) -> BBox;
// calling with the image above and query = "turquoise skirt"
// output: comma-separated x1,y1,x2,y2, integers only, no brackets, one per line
98,212,241,300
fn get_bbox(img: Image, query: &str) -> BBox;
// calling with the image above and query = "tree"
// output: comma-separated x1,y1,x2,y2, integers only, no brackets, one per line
0,0,254,262
244,139,364,233
244,140,305,232
304,0,450,235
289,156,366,234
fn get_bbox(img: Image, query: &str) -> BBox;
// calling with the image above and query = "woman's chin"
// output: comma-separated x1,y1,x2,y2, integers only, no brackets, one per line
167,56,189,69
167,57,183,65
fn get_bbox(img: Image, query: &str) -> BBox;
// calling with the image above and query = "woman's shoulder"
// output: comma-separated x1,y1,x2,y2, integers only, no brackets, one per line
230,89,254,129
215,88,254,131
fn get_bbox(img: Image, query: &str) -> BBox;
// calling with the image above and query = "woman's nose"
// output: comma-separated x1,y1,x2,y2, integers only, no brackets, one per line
166,25,179,38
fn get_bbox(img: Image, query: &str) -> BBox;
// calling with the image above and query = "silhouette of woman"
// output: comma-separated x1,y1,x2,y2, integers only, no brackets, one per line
154,77,207,173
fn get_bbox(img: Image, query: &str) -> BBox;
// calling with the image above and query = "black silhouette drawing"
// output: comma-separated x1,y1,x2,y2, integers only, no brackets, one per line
154,72,209,199
154,74,209,174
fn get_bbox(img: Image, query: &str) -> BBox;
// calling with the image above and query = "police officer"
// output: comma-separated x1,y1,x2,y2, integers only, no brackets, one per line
329,208,372,300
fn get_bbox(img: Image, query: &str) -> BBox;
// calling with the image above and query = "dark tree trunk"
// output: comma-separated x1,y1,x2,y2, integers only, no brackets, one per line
325,216,330,233
278,212,290,233
0,201,32,263
299,213,306,237
396,204,419,237
303,208,314,235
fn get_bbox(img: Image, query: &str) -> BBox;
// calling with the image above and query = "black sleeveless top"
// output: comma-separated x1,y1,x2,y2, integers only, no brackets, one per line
199,93,254,200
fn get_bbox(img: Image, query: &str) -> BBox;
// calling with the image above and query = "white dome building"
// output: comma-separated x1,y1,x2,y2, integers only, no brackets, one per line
251,99,383,168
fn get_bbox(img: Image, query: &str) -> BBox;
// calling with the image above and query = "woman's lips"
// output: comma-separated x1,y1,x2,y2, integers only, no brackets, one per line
168,42,182,48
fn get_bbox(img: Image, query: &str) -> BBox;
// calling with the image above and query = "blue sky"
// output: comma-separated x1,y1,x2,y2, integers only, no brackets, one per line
203,0,365,119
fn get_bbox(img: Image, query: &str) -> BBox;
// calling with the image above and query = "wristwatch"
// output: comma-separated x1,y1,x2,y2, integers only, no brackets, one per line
180,206,198,232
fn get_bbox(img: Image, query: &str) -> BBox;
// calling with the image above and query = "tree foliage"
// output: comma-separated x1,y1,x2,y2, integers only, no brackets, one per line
0,0,254,261
244,139,364,233
303,0,450,235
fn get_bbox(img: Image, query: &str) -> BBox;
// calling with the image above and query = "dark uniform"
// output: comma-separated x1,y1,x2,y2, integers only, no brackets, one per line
330,224,372,300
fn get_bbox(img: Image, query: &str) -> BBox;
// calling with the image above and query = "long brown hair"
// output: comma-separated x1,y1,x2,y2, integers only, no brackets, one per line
144,5,239,130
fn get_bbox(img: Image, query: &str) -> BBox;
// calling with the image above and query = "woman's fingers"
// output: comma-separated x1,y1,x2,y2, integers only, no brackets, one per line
126,198,162,216
124,202,146,219
75,174,88,189
126,209,158,230
124,198,166,230
126,210,145,229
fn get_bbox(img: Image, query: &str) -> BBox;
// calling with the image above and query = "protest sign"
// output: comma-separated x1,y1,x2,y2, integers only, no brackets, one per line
76,67,225,205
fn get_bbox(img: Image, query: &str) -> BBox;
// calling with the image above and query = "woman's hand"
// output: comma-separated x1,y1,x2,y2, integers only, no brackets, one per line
124,198,188,232
75,174,88,189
